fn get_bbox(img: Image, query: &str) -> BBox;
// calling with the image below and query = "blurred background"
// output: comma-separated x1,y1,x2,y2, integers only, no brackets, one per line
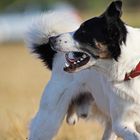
0,0,139,140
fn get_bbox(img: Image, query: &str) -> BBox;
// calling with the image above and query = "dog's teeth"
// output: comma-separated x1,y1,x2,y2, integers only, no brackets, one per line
77,60,80,63
65,63,69,67
82,54,87,58
74,62,76,64
80,58,84,61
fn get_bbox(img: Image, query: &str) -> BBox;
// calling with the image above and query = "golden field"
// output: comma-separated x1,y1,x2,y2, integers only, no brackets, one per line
1,11,139,139
0,43,105,140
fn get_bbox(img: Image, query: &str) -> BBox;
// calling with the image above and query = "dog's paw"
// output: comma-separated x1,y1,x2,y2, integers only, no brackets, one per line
66,113,79,125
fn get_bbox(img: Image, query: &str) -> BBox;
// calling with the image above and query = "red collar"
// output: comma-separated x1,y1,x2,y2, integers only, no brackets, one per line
124,62,140,81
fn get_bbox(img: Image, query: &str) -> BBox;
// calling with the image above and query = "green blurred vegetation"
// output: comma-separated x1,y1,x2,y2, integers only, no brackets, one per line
1,0,140,13
0,0,139,27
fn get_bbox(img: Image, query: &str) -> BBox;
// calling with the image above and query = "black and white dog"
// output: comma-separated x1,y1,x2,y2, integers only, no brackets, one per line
26,11,111,140
26,11,114,140
26,1,140,140
50,1,140,140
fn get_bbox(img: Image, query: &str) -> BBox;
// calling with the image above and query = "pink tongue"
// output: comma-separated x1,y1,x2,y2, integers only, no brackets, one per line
68,52,76,62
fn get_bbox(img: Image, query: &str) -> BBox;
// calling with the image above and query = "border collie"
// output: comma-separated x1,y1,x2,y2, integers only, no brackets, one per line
26,11,116,140
50,1,140,140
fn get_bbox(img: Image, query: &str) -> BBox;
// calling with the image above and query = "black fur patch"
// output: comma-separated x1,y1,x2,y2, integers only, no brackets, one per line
72,92,94,105
74,1,127,61
33,43,56,70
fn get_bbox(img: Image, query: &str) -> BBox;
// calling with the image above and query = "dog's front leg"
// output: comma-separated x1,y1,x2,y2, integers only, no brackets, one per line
111,106,140,140
29,81,72,140
102,120,117,140
112,122,140,140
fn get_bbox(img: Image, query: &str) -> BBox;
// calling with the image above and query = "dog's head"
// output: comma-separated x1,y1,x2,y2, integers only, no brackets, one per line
50,0,127,73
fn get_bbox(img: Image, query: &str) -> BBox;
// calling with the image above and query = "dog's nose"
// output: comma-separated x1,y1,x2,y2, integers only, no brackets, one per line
49,35,60,44
49,36,56,45
49,35,60,51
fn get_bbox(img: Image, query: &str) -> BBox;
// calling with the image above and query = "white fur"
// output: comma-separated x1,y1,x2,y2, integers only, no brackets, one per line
26,11,80,49
54,24,140,140
26,11,117,140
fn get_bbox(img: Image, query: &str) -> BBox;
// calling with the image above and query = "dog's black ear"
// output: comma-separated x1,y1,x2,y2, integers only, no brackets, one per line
104,0,122,19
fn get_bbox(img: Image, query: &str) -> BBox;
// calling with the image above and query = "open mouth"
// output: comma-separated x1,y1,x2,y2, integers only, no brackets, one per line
64,52,90,72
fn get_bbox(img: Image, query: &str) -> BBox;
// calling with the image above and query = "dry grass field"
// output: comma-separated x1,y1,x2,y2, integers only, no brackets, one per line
1,10,139,139
0,43,105,140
